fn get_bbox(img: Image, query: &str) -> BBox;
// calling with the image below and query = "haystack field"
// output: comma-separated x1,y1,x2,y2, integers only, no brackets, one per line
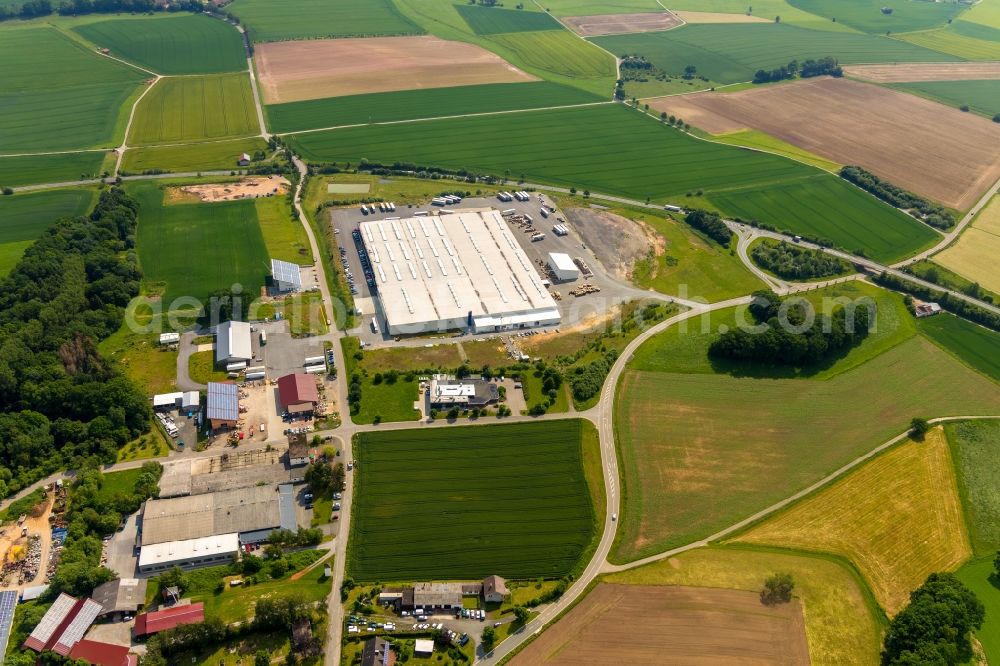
562,11,681,36
509,584,810,665
673,10,769,23
254,36,537,103
845,61,1000,82
646,77,1000,210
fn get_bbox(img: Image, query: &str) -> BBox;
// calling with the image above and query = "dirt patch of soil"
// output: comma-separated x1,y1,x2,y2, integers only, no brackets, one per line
509,583,810,665
565,207,657,280
173,176,290,203
562,11,682,36
844,62,1000,83
673,10,770,23
254,35,537,104
645,78,1000,210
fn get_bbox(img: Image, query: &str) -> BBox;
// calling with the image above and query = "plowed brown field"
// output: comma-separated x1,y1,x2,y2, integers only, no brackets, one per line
254,36,537,103
562,11,681,36
845,62,1000,82
509,584,809,665
646,77,1000,209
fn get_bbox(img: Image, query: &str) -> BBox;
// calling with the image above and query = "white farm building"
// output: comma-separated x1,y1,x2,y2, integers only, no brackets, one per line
215,320,253,366
358,210,560,335
547,252,579,282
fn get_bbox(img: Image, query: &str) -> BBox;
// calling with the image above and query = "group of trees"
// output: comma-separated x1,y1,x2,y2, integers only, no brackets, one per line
760,572,795,605
841,166,955,230
753,56,842,84
882,573,984,665
0,187,150,500
709,290,873,366
568,350,618,403
874,272,1000,333
0,0,201,21
684,210,733,246
305,457,345,496
265,526,324,549
750,240,851,280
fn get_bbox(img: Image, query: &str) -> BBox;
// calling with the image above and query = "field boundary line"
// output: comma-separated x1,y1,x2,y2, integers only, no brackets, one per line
123,135,266,151
0,148,108,158
277,100,612,136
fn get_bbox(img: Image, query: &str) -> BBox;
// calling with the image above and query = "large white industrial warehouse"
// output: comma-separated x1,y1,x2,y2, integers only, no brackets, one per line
359,210,560,335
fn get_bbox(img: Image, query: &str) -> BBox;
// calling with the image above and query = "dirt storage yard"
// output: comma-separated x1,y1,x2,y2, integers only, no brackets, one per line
254,36,537,103
844,62,1000,83
565,207,658,280
672,10,769,23
646,77,1000,210
171,176,290,203
510,583,810,665
562,11,682,36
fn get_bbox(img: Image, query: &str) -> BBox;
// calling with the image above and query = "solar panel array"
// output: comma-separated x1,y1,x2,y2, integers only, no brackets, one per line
270,258,302,289
0,590,17,658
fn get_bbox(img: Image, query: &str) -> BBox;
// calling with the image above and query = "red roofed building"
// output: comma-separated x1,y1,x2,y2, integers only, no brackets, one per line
24,593,103,655
134,602,205,637
277,373,319,414
68,640,136,666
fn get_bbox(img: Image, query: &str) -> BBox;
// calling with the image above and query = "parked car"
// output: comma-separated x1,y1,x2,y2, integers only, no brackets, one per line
333,503,341,511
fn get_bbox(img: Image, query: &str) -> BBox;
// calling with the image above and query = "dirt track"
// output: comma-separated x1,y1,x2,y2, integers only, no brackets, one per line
844,62,1000,83
646,78,1000,210
254,36,537,104
509,583,809,665
562,11,681,36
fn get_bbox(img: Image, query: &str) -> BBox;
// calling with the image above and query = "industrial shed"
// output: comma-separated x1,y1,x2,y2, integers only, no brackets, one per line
271,258,302,293
214,320,253,365
547,252,579,281
91,578,147,617
277,373,319,413
23,593,103,656
358,210,560,335
137,534,239,574
206,382,239,429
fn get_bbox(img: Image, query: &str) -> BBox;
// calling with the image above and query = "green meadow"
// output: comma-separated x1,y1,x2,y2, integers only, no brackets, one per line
893,79,1000,118
227,0,422,42
455,4,561,34
788,0,965,34
0,152,107,188
0,188,95,275
121,137,269,174
918,314,1000,383
897,20,1000,59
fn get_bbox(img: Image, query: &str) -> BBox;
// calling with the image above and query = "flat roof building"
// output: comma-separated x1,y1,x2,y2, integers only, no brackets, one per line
358,210,560,335
414,639,434,656
215,320,253,365
547,252,579,282
137,534,239,574
206,382,239,429
271,259,303,293
427,375,498,408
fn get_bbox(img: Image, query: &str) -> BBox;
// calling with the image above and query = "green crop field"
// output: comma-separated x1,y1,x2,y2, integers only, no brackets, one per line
894,79,1000,117
591,23,960,84
73,14,246,75
612,284,1000,562
897,20,1000,59
0,151,107,188
947,420,1000,556
268,82,602,132
455,4,561,34
0,26,145,151
130,181,269,307
286,104,813,201
0,188,95,275
956,559,1000,665
539,0,662,16
227,0,422,42
129,74,259,146
121,137,269,174
918,314,1000,383
348,420,597,580
654,0,861,30
491,30,616,80
788,0,964,34
707,174,940,263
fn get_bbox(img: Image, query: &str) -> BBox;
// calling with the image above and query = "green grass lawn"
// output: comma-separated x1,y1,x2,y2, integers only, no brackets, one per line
539,0,662,15
708,174,940,263
520,368,570,414
947,420,1000,556
188,350,230,384
0,188,95,275
98,323,178,395
349,420,597,580
131,181,269,306
956,558,1000,664
228,0,422,42
788,0,964,34
196,558,331,623
96,468,145,504
267,82,603,133
708,129,842,172
591,22,960,85
454,4,561,34
129,74,259,146
121,137,269,174
918,314,1000,384
612,284,1000,562
254,196,312,265
117,430,170,462
72,13,246,75
0,152,107,188
896,19,1000,60
893,79,1000,118
0,26,145,151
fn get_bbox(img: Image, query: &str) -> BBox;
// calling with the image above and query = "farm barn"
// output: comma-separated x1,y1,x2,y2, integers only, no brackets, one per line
214,320,253,366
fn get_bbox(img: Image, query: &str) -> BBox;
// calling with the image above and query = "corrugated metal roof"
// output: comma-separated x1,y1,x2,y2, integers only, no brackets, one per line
277,373,319,409
68,639,130,666
206,382,238,422
271,258,302,289
215,321,252,364
24,593,76,652
52,598,102,656
91,579,147,615
278,484,296,531
141,485,282,545
134,603,204,636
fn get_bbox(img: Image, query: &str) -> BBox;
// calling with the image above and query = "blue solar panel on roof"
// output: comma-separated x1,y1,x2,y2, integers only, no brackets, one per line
0,590,19,658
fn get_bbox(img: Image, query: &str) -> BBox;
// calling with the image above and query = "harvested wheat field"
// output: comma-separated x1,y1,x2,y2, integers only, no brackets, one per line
562,11,681,36
254,36,537,103
509,583,810,665
935,196,1000,294
845,62,1000,83
736,427,970,615
673,10,769,23
646,77,1000,209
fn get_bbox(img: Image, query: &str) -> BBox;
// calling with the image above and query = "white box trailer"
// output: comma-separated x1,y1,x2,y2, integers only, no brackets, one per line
304,356,325,366
226,361,247,372
245,371,266,381
304,364,327,374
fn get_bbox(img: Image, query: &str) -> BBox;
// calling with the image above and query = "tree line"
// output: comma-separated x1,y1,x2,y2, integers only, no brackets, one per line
1,0,200,21
684,209,733,246
751,240,851,280
841,166,955,230
0,187,150,500
753,56,843,84
873,271,1000,333
709,290,872,366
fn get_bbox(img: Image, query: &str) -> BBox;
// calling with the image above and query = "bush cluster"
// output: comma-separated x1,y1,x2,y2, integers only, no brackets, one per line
841,166,955,230
684,209,732,246
754,56,842,83
751,240,851,280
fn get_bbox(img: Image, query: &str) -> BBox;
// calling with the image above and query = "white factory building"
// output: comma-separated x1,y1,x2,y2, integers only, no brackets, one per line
359,210,560,335
547,252,579,282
